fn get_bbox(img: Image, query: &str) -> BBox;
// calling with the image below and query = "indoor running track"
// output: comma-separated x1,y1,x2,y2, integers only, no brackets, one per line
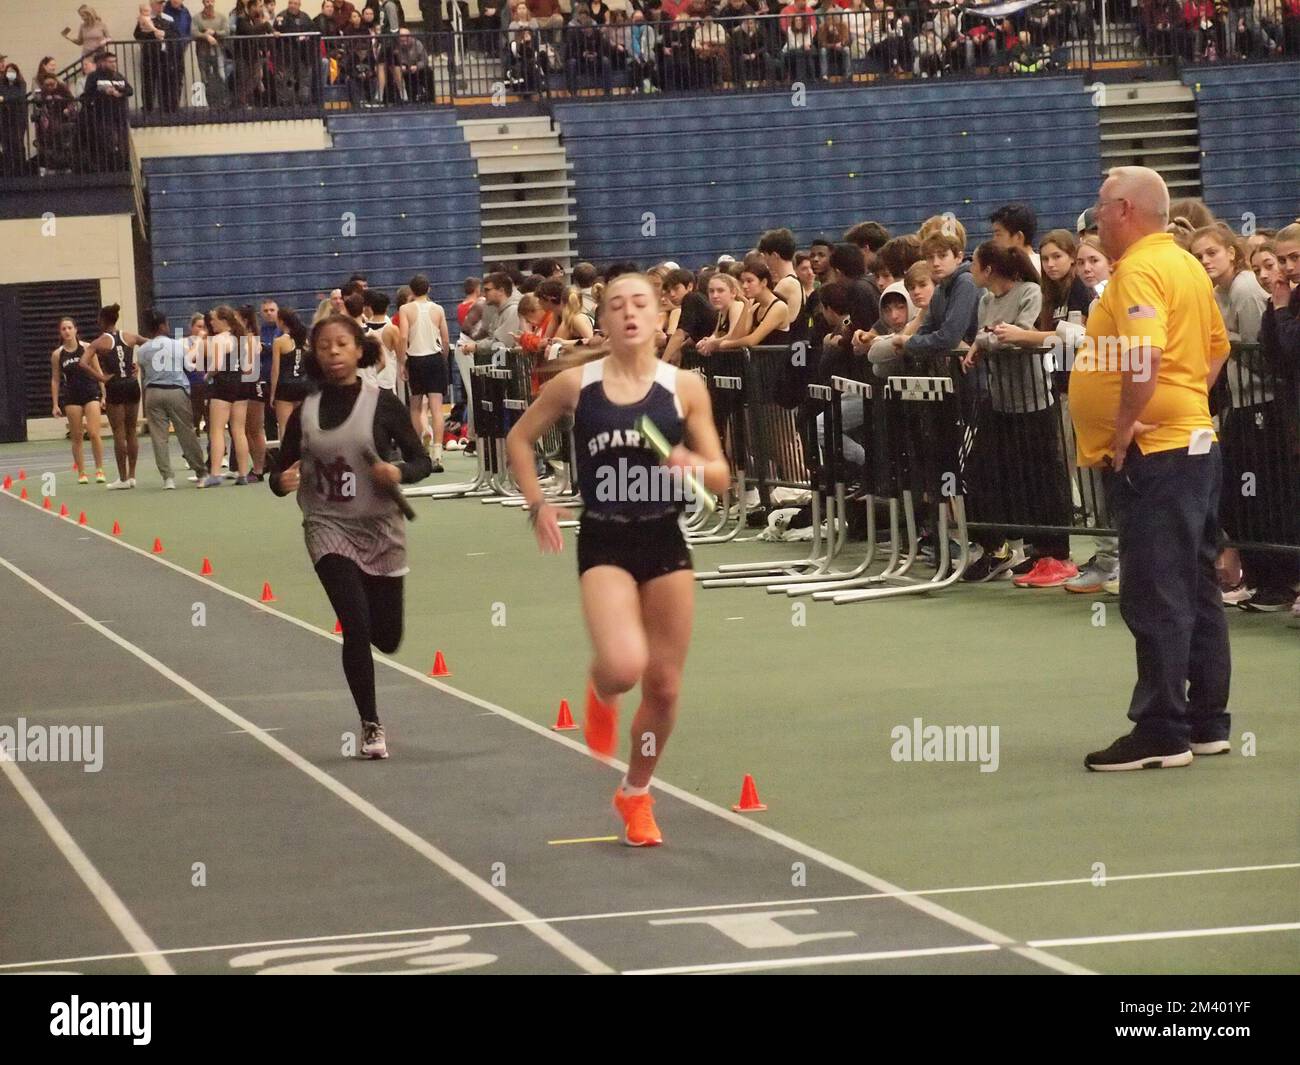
0,491,1087,975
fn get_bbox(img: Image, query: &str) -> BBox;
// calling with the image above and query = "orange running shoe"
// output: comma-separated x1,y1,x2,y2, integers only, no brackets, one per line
613,790,663,847
584,683,618,756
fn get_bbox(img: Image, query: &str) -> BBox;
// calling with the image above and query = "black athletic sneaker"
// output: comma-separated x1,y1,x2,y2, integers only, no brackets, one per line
1240,588,1293,612
1190,738,1231,756
1085,732,1192,772
430,460,445,474
962,546,1019,583
463,440,477,456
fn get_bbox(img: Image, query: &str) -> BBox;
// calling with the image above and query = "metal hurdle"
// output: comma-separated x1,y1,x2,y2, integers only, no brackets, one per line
825,374,971,604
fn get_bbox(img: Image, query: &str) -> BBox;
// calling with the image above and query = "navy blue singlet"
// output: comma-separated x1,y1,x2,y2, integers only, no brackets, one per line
573,357,684,521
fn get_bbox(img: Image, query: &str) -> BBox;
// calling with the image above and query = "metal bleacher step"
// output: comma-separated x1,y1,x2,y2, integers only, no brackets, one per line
480,196,577,210
458,115,579,273
1096,78,1200,198
480,213,577,229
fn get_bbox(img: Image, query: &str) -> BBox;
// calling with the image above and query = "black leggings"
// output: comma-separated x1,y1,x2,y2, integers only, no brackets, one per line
314,554,404,724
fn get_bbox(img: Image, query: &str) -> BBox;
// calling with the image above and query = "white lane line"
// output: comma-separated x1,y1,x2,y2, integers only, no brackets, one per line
0,553,614,977
3,858,1294,972
2,491,1089,975
0,754,174,975
624,943,1001,976
1029,922,1300,950
225,727,286,735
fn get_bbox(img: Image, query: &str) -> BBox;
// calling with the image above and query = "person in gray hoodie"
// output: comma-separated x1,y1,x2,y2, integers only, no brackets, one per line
463,271,523,359
893,229,979,370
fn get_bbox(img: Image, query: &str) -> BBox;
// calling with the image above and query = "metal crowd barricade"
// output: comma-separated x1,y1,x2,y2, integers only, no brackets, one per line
678,346,749,544
913,340,1300,567
826,373,971,604
1213,343,1300,560
775,356,890,596
406,351,497,499
697,345,844,585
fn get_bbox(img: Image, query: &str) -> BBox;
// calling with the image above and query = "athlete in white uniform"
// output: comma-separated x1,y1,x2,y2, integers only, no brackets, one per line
396,273,450,472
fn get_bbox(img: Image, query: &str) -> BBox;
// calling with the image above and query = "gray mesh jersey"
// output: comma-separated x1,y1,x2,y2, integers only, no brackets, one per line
297,379,408,577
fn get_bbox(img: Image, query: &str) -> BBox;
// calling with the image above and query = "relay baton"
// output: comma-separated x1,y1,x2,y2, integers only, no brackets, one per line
634,414,717,514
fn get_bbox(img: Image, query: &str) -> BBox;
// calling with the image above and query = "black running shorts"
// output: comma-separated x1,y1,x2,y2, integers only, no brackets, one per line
407,353,448,397
275,379,311,403
105,377,141,406
577,510,692,584
210,373,243,403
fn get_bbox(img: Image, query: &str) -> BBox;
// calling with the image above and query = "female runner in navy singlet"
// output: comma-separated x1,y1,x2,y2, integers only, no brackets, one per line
506,273,729,847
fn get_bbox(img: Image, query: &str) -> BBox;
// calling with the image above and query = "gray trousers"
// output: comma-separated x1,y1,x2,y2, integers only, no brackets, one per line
145,386,206,480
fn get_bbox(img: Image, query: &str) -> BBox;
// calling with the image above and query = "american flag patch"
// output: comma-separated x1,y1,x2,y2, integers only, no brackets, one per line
1127,305,1157,320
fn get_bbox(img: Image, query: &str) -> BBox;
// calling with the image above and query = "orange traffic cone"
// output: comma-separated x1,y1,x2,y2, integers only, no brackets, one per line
429,650,451,677
43,496,51,510
59,503,69,518
260,581,277,603
111,520,121,536
732,774,767,813
333,619,343,635
2,475,10,490
17,469,25,480
77,511,87,526
20,486,28,500
551,698,577,731
152,537,164,554
200,557,213,576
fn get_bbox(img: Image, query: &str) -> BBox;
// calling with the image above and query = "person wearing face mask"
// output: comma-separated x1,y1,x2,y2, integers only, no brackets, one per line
0,64,27,178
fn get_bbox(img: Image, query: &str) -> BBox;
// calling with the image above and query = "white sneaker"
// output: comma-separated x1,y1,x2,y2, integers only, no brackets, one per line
187,474,199,483
127,477,136,488
1221,584,1256,607
106,479,131,490
361,722,389,760
1103,575,1120,596
163,478,175,490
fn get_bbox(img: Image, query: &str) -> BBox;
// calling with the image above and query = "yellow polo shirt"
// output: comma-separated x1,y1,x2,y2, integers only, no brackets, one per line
1069,232,1229,467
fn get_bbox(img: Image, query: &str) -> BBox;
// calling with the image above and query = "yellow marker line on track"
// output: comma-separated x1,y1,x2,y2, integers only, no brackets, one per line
548,836,619,846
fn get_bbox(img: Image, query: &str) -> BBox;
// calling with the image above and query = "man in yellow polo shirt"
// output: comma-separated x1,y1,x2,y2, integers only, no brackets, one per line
1070,166,1232,772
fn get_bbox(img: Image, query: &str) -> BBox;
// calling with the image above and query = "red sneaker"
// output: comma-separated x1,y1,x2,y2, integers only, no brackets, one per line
1014,557,1079,588
613,790,663,847
583,683,618,756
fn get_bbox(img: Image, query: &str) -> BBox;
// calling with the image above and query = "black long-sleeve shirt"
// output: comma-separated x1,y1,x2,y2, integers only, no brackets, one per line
270,381,432,496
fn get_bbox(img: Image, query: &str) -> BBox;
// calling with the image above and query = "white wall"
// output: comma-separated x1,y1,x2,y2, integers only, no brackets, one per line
133,118,330,157
0,214,138,328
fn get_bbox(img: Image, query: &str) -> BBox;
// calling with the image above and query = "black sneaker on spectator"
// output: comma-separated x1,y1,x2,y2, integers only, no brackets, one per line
1085,733,1192,772
1009,553,1035,578
963,545,1023,583
1190,738,1231,756
1241,588,1292,612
